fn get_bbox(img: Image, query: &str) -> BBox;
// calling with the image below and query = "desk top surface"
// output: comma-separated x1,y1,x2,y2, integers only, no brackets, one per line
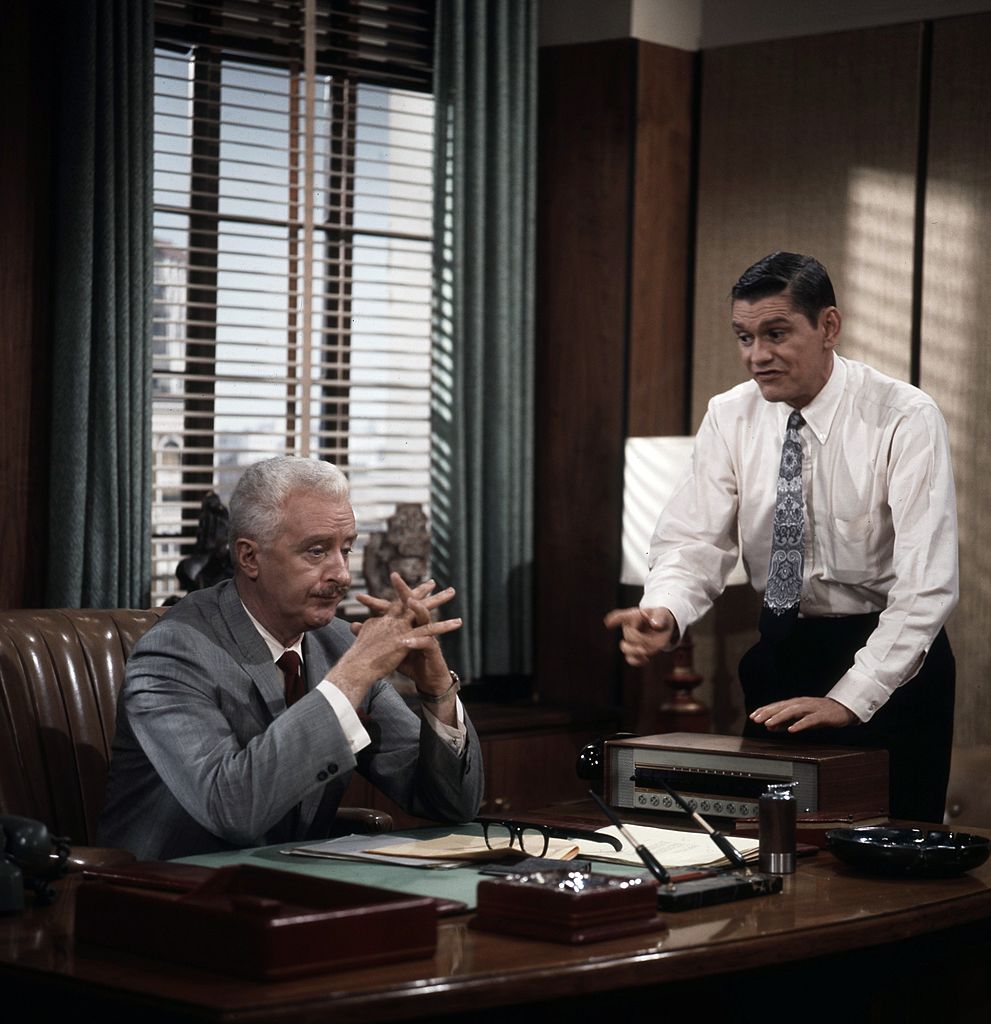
4,818,991,1023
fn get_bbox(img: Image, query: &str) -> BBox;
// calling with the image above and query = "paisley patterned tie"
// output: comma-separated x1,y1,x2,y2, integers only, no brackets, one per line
760,410,805,640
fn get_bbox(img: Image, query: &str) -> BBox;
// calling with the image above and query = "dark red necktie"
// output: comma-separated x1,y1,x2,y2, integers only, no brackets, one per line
277,650,305,706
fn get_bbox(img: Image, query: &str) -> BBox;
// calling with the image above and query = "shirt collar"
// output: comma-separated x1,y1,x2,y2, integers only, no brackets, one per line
782,352,845,445
240,602,305,664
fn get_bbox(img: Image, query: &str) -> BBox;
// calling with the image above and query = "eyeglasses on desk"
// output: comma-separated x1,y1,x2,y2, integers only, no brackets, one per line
474,817,624,858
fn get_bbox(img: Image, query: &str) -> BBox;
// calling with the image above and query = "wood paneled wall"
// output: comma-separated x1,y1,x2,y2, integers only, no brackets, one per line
923,13,991,747
535,39,694,708
693,24,924,426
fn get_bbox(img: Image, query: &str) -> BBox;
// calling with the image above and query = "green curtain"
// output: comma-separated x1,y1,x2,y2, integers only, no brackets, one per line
46,0,153,609
431,0,536,680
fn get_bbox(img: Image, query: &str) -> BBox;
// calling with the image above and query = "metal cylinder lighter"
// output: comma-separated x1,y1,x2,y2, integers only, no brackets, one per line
759,782,797,874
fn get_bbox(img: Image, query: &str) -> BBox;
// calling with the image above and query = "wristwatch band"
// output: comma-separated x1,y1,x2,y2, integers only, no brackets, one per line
416,670,461,704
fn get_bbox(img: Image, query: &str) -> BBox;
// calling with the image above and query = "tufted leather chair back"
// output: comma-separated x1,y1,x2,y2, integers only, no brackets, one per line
0,608,167,844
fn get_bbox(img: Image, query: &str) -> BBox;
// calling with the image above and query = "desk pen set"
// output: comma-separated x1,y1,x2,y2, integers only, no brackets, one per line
587,787,782,912
473,785,782,943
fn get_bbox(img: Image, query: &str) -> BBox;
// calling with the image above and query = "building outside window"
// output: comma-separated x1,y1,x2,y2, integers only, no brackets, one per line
151,0,435,605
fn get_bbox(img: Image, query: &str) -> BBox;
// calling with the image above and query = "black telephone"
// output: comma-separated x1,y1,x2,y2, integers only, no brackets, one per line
0,815,70,912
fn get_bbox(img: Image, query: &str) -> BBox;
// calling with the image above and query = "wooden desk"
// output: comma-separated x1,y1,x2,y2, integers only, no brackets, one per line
3,833,991,1023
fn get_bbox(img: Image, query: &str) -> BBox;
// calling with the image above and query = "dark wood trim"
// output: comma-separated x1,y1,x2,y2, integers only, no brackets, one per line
0,2,54,609
910,21,934,388
534,39,695,713
535,39,635,708
626,41,694,438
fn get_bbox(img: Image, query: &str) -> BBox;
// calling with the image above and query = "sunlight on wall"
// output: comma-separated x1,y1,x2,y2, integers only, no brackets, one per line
839,167,915,382
921,179,977,425
841,167,990,744
921,178,991,745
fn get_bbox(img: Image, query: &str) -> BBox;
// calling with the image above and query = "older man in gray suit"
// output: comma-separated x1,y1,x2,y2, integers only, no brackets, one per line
100,456,482,860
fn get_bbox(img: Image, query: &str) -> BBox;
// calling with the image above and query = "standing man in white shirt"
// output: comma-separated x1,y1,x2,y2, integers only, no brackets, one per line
605,252,958,822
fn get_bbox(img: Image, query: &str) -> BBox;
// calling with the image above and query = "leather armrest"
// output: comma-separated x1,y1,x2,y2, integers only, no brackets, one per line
332,808,393,834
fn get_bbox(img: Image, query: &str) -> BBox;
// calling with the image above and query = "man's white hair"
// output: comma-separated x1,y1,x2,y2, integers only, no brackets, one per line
229,456,350,547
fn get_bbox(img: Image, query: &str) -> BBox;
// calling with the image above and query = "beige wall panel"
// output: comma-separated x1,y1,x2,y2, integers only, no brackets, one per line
922,13,991,748
693,25,923,429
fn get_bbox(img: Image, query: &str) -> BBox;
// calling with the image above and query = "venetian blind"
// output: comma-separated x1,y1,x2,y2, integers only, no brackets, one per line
151,0,435,603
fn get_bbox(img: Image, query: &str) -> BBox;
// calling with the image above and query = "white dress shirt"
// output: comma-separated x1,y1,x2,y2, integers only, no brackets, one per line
642,354,959,723
242,605,467,756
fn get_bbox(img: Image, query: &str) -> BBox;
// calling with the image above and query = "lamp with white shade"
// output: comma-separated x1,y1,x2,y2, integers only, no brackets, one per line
621,436,748,589
620,436,748,733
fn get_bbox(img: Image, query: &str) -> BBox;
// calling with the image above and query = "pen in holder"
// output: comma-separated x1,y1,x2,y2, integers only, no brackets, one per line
587,788,783,911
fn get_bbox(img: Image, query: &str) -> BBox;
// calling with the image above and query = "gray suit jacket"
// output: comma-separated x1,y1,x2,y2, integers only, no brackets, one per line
99,580,483,860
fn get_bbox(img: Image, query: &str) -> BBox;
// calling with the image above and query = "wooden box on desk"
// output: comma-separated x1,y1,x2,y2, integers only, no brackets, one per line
76,864,437,980
472,871,662,944
606,732,889,819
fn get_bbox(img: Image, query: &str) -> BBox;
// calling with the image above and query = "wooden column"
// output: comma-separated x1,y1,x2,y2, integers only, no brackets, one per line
534,39,694,712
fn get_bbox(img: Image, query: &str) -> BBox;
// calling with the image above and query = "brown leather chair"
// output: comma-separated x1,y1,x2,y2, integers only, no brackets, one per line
0,608,390,864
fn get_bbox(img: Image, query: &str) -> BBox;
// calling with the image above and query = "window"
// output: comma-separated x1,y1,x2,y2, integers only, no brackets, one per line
151,0,435,604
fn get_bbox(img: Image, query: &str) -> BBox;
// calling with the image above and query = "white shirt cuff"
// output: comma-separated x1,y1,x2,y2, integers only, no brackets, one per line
422,697,467,756
316,679,372,755
827,669,897,724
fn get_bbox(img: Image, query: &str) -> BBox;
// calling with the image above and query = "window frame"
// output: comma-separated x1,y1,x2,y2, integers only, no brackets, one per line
151,0,437,606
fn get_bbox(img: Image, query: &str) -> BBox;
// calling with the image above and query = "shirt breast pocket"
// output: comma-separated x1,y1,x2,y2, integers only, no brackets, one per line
820,511,884,583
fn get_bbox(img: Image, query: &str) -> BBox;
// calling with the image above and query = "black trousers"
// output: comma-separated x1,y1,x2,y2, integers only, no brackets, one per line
738,614,955,823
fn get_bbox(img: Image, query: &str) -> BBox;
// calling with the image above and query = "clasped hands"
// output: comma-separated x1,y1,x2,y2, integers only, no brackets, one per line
332,572,461,718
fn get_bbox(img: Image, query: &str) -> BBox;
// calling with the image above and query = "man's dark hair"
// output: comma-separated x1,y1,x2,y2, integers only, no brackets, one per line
732,252,836,326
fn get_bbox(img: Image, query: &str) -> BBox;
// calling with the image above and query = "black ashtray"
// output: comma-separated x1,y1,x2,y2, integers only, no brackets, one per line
826,827,991,877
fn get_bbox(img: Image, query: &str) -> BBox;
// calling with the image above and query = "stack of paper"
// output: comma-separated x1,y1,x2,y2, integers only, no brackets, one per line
370,835,580,861
289,833,579,868
575,824,759,870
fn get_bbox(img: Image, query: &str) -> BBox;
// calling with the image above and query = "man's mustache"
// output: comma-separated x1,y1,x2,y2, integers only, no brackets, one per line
311,583,350,600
